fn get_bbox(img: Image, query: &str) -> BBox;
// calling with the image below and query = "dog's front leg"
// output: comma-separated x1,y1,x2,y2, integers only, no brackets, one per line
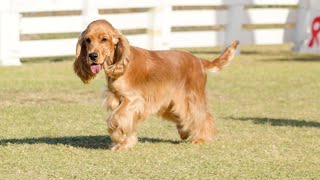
104,90,121,111
106,98,141,150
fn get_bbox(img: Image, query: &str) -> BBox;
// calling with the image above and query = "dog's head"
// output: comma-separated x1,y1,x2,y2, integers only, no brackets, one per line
73,19,130,83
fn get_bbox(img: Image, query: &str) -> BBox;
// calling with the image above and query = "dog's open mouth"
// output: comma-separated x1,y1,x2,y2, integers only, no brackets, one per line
90,63,102,75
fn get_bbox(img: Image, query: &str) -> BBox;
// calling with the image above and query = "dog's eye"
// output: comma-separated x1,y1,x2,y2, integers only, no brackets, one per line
85,38,91,43
101,37,107,43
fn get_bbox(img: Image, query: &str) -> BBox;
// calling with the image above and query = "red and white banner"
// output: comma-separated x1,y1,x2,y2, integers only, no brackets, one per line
308,15,320,48
297,0,320,53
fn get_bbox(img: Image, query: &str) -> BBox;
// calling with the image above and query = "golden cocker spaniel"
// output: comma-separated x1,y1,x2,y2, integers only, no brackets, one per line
74,19,239,150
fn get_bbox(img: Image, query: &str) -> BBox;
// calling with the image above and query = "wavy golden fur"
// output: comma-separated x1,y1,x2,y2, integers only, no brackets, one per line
74,19,239,150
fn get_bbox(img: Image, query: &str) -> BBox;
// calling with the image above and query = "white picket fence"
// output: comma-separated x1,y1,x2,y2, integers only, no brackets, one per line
0,0,314,65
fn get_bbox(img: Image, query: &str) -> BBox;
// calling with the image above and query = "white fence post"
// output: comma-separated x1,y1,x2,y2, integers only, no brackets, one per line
81,0,99,29
293,0,320,53
0,0,21,66
148,0,171,50
293,0,310,51
224,1,244,54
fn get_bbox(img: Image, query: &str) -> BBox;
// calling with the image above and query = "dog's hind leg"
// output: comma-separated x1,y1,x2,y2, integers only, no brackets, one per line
157,101,191,140
175,95,218,143
189,112,218,144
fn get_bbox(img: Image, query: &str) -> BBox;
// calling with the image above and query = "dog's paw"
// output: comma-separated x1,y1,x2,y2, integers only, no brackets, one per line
191,139,204,144
110,143,132,151
110,144,124,151
110,136,138,151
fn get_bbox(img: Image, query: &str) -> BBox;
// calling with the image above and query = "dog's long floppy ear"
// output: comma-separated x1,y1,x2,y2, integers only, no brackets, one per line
107,31,130,78
73,31,95,84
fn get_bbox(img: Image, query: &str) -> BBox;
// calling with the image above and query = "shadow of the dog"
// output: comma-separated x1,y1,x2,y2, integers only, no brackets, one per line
227,116,320,128
0,135,182,149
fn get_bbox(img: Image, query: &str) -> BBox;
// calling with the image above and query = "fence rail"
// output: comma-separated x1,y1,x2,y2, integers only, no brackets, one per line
0,0,317,65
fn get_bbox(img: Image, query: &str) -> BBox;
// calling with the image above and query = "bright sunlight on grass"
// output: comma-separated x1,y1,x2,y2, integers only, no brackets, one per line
1,44,320,179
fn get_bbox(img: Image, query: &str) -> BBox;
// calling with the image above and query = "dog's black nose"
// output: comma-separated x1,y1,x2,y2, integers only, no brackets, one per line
88,53,98,61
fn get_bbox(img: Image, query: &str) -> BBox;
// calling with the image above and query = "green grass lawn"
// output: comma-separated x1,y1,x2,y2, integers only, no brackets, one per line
1,44,320,179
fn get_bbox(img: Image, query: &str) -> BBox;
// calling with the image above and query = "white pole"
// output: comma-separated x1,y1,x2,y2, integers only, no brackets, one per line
224,2,244,54
293,0,310,52
0,0,21,66
82,0,99,29
148,0,171,50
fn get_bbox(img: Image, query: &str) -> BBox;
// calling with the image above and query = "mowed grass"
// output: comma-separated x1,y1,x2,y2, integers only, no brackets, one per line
1,44,320,179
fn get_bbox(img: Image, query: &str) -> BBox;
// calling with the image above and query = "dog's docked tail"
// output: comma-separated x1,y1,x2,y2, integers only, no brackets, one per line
202,40,239,73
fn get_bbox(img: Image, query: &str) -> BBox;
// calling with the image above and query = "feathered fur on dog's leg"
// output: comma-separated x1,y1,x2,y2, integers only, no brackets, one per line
202,40,239,73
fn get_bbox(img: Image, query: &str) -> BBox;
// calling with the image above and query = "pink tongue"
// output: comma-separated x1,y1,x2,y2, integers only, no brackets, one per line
90,64,101,74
